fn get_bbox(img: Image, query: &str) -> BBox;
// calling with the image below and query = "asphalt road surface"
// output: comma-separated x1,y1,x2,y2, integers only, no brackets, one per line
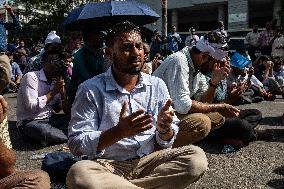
5,93,284,189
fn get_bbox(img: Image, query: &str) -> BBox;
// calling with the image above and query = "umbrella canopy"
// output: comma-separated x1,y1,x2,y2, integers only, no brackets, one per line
63,6,84,28
64,0,160,31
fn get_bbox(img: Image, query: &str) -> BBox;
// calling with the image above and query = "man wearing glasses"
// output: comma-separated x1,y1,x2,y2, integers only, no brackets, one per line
16,51,69,146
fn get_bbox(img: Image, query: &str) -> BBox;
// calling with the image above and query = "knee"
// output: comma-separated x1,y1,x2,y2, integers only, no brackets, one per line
27,170,51,189
197,114,211,137
189,113,212,138
67,160,89,188
206,112,225,129
184,145,208,177
67,160,101,189
175,114,211,146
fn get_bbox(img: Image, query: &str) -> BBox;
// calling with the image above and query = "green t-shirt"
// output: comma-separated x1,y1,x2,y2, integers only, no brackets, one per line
68,45,104,102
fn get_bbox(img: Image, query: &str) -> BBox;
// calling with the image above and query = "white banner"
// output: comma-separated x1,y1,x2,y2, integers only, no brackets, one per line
228,13,247,23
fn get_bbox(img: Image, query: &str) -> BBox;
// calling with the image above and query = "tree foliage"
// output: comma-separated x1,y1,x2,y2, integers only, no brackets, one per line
14,0,76,38
13,0,104,41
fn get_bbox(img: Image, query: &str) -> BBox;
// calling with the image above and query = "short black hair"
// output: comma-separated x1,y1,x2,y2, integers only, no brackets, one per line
258,55,271,62
106,21,141,47
41,51,65,63
64,52,72,59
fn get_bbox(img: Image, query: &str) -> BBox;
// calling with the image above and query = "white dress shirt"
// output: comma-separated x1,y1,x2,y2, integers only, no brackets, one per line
68,67,179,160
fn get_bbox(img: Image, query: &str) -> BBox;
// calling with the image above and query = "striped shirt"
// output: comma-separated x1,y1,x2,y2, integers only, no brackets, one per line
153,47,208,114
68,67,179,160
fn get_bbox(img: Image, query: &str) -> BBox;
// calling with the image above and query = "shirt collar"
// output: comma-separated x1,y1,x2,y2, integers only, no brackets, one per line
105,66,152,92
39,69,48,82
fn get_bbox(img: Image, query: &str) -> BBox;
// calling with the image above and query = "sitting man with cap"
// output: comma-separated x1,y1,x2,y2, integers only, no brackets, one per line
153,31,240,147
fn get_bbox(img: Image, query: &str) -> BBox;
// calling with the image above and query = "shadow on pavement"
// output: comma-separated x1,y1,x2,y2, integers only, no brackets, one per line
260,116,282,127
267,166,284,189
267,179,284,189
256,128,284,143
273,165,284,175
196,141,223,154
8,121,43,151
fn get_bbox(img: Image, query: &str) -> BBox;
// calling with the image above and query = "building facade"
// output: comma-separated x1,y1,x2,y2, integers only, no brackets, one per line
139,0,282,34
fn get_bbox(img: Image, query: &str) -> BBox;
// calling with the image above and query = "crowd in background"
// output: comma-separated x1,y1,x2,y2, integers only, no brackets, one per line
0,3,283,187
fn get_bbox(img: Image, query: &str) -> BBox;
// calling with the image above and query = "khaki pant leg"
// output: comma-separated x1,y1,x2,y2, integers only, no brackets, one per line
205,112,225,130
173,113,211,147
0,170,50,189
130,145,208,189
66,160,142,189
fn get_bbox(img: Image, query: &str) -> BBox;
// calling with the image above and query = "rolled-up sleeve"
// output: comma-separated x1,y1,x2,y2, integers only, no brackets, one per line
68,84,103,157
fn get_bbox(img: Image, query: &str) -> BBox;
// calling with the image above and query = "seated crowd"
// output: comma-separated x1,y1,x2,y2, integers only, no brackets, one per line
0,20,283,188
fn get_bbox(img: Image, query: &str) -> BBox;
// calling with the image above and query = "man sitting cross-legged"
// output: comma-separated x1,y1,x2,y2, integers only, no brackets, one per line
153,32,240,147
67,21,208,189
17,51,69,146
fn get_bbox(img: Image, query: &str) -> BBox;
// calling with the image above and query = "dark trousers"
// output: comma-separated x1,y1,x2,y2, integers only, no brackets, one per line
247,45,259,62
209,109,262,143
19,114,70,146
260,45,272,56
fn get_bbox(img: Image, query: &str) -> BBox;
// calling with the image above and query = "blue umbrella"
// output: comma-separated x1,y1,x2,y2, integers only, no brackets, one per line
64,0,160,30
63,6,84,27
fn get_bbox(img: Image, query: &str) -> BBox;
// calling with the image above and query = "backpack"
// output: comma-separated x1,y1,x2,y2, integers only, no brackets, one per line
41,151,83,181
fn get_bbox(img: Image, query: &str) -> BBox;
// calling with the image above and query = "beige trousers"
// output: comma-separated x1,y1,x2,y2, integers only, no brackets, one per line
173,112,225,147
0,170,50,189
66,145,208,189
